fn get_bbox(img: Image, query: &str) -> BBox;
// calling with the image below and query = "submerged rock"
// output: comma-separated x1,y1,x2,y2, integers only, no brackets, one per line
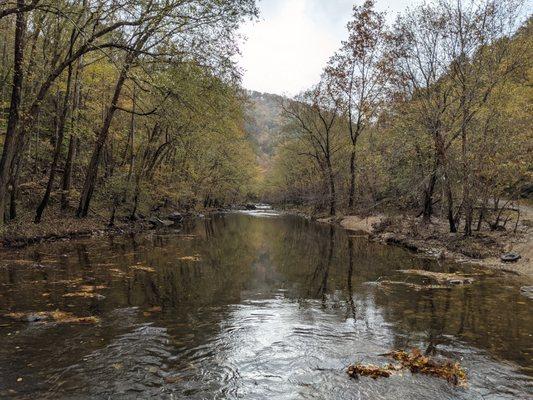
398,269,475,285
500,252,521,263
148,217,175,227
167,212,184,223
520,286,533,300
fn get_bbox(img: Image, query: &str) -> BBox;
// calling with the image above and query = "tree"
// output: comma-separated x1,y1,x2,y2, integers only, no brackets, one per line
76,0,258,217
282,78,342,216
327,0,388,209
0,0,25,221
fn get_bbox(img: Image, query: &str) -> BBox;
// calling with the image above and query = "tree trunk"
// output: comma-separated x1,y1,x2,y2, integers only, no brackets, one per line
434,132,457,232
422,171,437,223
76,54,134,218
8,160,21,220
61,57,82,210
0,0,25,223
61,135,77,210
326,158,336,216
348,147,356,209
35,63,73,223
443,172,457,233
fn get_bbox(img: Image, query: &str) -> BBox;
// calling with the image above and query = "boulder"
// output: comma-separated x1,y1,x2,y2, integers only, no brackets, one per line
245,204,256,210
167,212,184,223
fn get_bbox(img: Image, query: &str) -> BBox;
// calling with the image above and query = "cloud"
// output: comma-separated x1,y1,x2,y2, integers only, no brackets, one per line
238,0,421,96
238,0,352,96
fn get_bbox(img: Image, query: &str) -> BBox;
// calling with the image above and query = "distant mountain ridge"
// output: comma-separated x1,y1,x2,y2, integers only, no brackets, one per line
243,90,286,163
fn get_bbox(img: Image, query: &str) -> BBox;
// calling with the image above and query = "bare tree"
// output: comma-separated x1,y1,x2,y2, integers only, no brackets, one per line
327,0,388,209
283,79,342,216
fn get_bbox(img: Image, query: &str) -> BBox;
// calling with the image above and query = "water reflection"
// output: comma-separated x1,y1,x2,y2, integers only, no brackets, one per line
0,213,532,399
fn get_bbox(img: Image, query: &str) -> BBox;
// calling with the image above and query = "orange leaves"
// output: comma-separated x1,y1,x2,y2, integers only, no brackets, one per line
348,348,467,386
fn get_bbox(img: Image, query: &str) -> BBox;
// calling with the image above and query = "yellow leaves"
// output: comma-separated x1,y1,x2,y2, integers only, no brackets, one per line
62,285,107,299
130,265,156,273
178,256,201,262
4,310,100,324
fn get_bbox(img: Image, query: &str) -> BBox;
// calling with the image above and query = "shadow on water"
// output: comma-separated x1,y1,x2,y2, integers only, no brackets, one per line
0,213,532,399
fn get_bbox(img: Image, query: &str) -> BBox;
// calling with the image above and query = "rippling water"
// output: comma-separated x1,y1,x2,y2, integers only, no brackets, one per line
0,212,532,399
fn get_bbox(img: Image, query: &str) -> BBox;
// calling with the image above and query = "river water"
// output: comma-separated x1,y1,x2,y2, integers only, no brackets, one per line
0,210,531,399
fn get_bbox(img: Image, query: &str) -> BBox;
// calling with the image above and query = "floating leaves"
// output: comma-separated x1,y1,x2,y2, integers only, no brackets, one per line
63,285,107,299
348,348,467,386
178,256,201,262
130,265,156,273
4,310,100,324
389,349,467,385
398,269,475,285
347,364,398,379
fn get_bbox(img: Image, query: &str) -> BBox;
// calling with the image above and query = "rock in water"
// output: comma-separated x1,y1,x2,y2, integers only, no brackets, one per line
520,286,533,300
500,252,521,262
167,212,183,223
148,217,175,227
148,216,164,227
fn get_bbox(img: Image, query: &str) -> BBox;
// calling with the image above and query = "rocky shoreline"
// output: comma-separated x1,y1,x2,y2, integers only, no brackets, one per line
312,212,533,280
0,210,208,249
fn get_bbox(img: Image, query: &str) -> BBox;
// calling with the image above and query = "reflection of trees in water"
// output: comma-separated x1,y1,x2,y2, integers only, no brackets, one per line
1,215,531,374
267,218,532,370
346,236,357,321
313,225,333,305
270,220,420,297
122,215,260,309
375,279,532,369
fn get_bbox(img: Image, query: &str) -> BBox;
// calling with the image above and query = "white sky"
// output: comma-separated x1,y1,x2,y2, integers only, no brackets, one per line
238,0,420,96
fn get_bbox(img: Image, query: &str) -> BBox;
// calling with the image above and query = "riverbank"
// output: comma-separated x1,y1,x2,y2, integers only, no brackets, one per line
3,204,532,279
0,207,209,249
283,206,533,279
0,210,145,248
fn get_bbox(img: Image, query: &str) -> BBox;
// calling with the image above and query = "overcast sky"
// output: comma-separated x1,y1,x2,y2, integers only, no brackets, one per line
238,0,420,96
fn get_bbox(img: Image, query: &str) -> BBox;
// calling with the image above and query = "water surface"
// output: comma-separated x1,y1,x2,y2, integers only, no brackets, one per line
0,211,532,399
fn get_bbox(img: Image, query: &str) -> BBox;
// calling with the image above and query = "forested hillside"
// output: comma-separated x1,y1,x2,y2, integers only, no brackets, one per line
243,90,285,163
0,0,259,231
266,0,532,237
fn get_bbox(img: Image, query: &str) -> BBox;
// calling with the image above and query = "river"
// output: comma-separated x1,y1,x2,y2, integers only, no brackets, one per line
0,210,531,399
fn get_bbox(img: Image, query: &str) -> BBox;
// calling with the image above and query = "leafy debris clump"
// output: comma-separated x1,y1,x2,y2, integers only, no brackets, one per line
347,348,467,386
347,364,398,379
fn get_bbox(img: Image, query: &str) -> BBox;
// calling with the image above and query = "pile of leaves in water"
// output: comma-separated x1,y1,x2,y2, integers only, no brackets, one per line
63,284,107,299
4,310,99,324
347,348,467,386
